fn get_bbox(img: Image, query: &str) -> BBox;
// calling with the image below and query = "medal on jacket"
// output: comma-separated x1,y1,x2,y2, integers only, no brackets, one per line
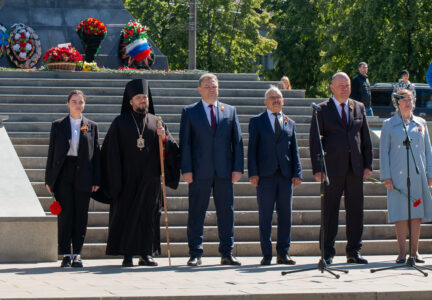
131,112,147,151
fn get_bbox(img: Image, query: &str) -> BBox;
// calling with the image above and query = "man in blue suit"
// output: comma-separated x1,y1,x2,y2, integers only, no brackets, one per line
180,73,244,266
248,86,302,265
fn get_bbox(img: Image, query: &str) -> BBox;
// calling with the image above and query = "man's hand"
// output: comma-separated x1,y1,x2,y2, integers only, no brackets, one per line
314,172,325,182
182,172,193,184
384,178,394,190
156,125,166,140
45,184,51,194
363,168,372,179
249,175,259,187
427,178,432,187
92,186,100,192
232,172,242,183
292,177,302,189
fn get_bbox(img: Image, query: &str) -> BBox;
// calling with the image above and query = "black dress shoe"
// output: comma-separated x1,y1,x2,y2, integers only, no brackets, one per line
347,253,368,264
276,254,296,265
260,256,272,265
221,255,241,266
122,255,133,267
187,256,202,266
139,255,158,266
60,256,71,268
71,256,83,268
396,257,406,264
414,256,425,264
323,256,333,265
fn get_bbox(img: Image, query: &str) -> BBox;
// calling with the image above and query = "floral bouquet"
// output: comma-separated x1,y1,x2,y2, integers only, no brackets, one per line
118,20,154,69
43,45,83,63
7,23,41,69
0,23,9,57
367,178,422,207
76,18,107,62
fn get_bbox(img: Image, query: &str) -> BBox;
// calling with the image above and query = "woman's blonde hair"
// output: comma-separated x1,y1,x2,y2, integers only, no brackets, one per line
280,76,291,90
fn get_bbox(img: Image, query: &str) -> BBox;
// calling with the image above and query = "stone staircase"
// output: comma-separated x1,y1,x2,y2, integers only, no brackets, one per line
1,70,431,258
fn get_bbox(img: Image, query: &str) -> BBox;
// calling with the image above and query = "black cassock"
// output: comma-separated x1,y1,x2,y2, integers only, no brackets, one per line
97,111,179,256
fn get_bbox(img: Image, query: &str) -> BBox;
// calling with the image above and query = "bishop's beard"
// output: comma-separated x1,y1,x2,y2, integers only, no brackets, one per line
134,106,148,114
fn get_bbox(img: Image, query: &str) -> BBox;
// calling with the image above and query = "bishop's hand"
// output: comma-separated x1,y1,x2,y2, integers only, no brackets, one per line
156,125,166,141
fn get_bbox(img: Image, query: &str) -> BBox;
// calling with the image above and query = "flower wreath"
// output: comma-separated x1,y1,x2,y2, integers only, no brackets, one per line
7,23,41,69
0,23,9,57
118,20,154,69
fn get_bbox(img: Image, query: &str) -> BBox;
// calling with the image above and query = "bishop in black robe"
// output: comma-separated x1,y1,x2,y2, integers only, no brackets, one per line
96,79,180,267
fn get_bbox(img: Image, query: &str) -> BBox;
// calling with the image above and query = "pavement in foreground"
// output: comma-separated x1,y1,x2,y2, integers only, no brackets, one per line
1,256,432,300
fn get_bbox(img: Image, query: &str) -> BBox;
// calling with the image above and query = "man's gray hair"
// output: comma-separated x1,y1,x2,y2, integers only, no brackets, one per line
358,62,367,68
265,85,283,98
198,73,218,86
331,72,350,83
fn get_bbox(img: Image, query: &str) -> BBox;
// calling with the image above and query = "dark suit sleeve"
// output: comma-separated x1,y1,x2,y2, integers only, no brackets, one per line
309,108,323,175
179,107,193,174
92,123,101,186
291,122,302,179
231,107,244,173
163,123,181,189
45,121,57,188
360,106,373,170
247,118,258,177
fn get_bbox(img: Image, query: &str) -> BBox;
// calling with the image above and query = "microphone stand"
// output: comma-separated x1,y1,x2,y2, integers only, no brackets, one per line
282,106,348,278
370,107,432,276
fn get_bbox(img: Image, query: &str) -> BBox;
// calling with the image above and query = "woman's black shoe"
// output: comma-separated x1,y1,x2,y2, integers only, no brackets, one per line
60,256,71,268
395,256,406,264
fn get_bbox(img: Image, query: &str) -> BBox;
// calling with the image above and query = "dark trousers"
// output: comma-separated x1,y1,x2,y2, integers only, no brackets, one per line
187,175,234,257
257,172,293,257
321,170,364,257
54,157,91,255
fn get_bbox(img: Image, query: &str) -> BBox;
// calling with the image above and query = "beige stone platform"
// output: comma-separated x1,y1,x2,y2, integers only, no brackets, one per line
1,256,432,300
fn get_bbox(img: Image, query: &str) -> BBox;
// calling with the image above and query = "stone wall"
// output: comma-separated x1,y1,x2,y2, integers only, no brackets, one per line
0,0,168,69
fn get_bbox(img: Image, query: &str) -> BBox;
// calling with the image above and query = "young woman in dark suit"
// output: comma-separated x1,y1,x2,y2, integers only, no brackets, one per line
45,90,101,268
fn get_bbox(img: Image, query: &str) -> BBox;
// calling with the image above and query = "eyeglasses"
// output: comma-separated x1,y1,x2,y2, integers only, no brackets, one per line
399,99,413,104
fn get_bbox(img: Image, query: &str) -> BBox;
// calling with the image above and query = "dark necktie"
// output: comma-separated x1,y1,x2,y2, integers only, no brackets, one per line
209,104,217,133
273,112,282,140
340,103,348,128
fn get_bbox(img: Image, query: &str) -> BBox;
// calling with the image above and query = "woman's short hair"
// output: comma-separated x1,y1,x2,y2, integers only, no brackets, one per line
400,69,409,77
67,90,86,102
392,89,414,112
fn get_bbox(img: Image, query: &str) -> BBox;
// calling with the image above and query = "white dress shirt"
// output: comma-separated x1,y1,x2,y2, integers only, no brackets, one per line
67,116,82,157
267,109,283,132
331,97,350,123
201,99,219,125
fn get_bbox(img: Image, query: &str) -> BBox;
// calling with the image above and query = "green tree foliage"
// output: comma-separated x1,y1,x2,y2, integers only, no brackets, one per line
265,0,432,97
123,0,277,72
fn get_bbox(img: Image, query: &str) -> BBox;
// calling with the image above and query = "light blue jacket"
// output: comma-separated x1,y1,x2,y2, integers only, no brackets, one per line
380,114,432,222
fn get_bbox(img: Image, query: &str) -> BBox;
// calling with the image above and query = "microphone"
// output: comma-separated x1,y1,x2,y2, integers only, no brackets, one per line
311,102,321,111
392,93,404,100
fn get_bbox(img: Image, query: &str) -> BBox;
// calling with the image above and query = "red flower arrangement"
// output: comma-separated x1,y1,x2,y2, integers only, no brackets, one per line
42,45,82,63
76,18,107,36
414,198,422,207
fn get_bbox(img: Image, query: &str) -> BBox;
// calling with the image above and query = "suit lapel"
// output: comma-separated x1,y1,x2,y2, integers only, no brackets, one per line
262,111,277,142
62,115,72,140
348,99,355,129
197,101,213,134
215,102,225,135
328,98,346,129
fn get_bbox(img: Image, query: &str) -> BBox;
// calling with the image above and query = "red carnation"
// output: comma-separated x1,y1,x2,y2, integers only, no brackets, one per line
129,30,133,35
124,33,129,38
414,198,422,207
20,32,25,39
49,200,62,215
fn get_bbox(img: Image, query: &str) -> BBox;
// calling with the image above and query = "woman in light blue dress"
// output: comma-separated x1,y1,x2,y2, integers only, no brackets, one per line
380,89,432,264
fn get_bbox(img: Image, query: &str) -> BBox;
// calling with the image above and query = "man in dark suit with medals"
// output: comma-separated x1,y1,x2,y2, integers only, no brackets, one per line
248,86,302,265
180,73,244,266
309,72,373,265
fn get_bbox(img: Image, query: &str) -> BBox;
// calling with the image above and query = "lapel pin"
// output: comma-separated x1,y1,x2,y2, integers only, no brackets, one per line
80,123,88,134
284,115,289,124
220,104,225,111
349,101,354,110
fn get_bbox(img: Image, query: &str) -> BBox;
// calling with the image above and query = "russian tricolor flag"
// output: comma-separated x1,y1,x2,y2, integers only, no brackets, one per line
125,38,152,62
